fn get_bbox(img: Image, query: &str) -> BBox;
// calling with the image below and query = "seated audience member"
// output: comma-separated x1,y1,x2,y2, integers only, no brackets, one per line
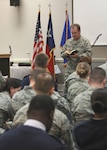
12,68,45,114
13,72,76,150
0,71,4,85
21,52,48,89
64,56,91,98
73,88,107,150
0,78,21,134
21,52,58,91
51,91,70,122
12,68,70,120
98,61,107,87
0,78,21,98
72,67,106,125
67,62,90,111
0,94,68,150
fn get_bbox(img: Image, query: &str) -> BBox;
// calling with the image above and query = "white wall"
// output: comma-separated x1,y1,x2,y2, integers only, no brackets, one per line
74,0,107,45
0,0,72,63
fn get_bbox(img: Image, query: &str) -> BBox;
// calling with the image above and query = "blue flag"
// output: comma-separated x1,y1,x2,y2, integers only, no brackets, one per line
60,10,71,63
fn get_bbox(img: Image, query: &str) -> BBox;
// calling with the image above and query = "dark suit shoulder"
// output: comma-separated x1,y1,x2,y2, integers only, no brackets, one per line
74,119,91,129
49,135,68,150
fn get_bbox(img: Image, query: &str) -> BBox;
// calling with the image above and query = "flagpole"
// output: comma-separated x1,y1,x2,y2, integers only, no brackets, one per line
65,3,68,41
71,0,74,24
60,3,71,67
32,5,44,69
46,5,55,76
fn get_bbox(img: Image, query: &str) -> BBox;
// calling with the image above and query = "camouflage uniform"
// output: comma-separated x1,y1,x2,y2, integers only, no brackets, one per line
0,91,14,134
49,109,77,150
67,79,89,111
12,87,70,122
64,72,79,98
52,91,71,121
72,87,96,125
12,91,71,126
0,74,4,86
11,86,36,114
61,36,92,80
13,90,75,147
13,103,77,150
13,103,29,127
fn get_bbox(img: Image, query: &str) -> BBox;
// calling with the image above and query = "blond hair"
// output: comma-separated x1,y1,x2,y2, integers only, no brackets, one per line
76,62,90,78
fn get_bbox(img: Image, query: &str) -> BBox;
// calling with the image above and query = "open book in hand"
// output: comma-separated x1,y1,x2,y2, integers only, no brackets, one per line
69,49,78,55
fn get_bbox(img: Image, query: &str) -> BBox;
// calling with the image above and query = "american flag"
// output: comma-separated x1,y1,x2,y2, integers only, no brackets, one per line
32,11,44,69
46,12,55,75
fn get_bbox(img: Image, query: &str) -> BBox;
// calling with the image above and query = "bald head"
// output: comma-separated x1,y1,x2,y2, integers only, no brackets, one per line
35,72,54,94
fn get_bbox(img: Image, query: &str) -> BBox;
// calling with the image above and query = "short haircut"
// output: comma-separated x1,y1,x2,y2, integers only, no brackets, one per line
71,24,81,31
91,88,107,113
90,67,106,83
79,56,92,65
30,67,46,80
35,53,48,68
76,62,90,78
27,94,55,116
35,72,54,93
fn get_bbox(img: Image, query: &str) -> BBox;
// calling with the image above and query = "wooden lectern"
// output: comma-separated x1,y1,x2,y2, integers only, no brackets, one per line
0,54,11,77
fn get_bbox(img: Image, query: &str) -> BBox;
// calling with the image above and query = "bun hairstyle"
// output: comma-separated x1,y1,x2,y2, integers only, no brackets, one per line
91,88,107,113
76,62,90,78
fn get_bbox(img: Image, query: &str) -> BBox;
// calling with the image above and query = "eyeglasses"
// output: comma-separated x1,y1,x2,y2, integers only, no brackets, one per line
71,31,79,35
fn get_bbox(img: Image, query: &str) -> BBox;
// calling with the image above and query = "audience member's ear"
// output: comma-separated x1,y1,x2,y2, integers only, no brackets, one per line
103,78,106,86
29,75,31,81
88,77,91,84
29,78,35,89
49,87,54,95
49,110,54,120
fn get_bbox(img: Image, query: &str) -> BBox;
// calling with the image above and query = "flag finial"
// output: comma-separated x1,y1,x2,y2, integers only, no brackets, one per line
48,3,51,12
38,4,41,11
65,3,68,10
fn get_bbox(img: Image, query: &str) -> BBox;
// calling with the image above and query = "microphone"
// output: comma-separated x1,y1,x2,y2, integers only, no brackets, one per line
9,45,13,66
27,52,31,65
91,34,102,48
9,45,12,54
96,34,102,39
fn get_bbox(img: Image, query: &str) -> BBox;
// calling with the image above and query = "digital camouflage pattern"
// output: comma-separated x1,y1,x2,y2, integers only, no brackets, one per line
72,87,96,125
11,86,36,113
61,36,92,80
67,79,89,110
64,72,79,98
12,87,70,121
0,91,14,134
52,91,70,120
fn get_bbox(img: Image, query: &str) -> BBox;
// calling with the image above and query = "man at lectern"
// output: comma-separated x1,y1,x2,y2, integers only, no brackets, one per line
61,24,92,80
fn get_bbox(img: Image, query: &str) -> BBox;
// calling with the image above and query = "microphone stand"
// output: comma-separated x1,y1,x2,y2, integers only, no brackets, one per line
9,45,13,66
91,34,102,70
91,34,102,48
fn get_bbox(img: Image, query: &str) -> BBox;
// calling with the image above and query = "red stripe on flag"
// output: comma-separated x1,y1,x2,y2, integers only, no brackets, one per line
32,11,44,69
